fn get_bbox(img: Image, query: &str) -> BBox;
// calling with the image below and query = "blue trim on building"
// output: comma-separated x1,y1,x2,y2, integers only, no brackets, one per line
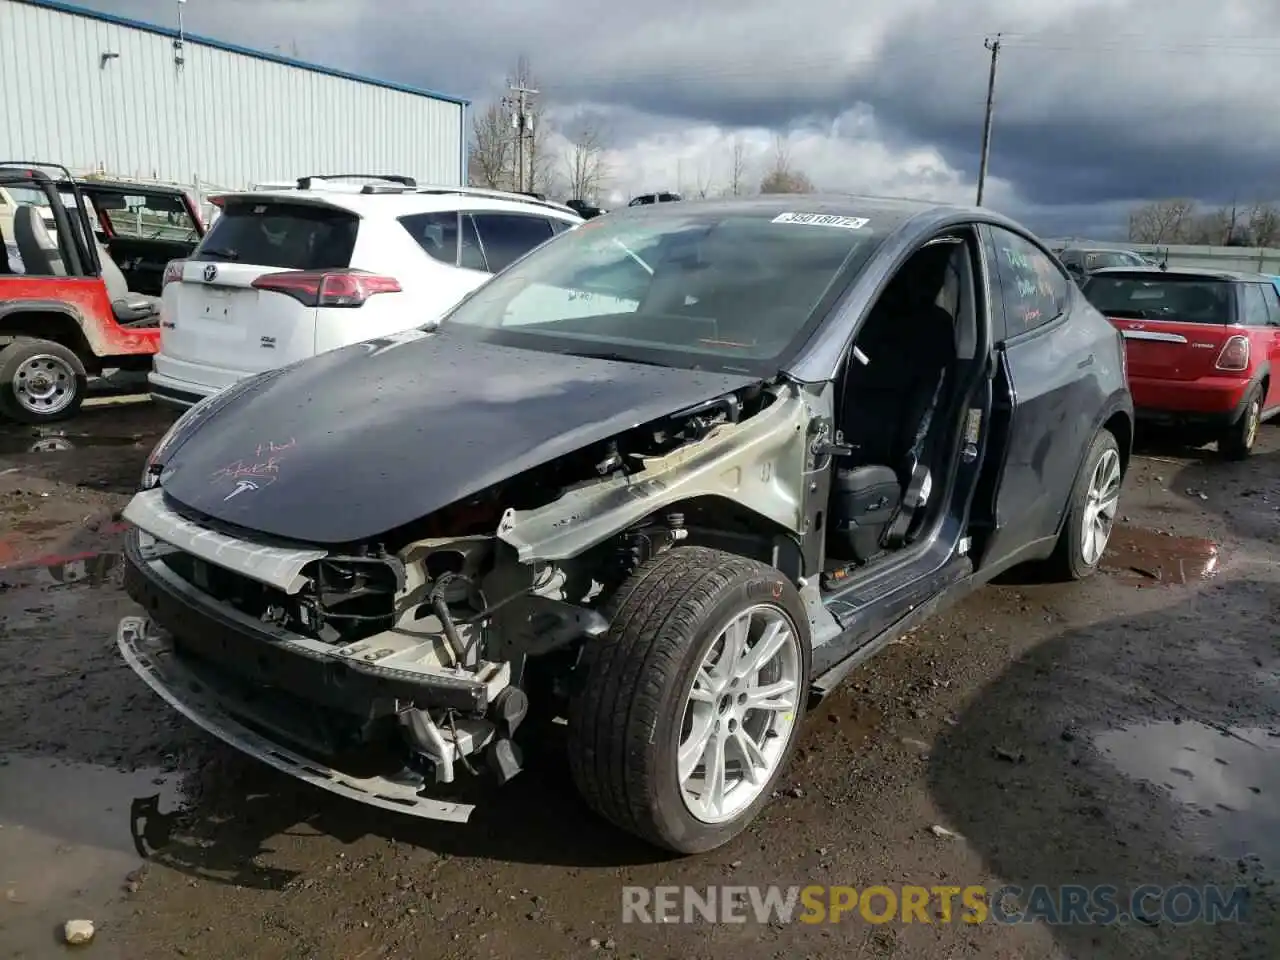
11,0,471,106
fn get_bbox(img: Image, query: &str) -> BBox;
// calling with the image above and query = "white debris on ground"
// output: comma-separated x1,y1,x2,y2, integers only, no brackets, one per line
63,919,95,944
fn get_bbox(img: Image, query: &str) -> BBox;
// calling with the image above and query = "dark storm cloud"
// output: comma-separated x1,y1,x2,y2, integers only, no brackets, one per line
70,0,1280,216
849,0,1280,207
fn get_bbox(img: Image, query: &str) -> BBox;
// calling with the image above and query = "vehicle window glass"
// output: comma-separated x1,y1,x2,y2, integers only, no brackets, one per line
1242,282,1269,327
399,212,459,265
471,213,555,273
90,191,198,243
988,227,1069,334
191,201,358,269
438,210,886,375
1080,275,1234,324
1262,281,1280,326
459,214,487,271
548,218,572,235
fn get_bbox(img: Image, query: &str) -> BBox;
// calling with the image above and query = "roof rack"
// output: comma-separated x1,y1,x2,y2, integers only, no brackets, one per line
413,184,578,215
295,174,418,192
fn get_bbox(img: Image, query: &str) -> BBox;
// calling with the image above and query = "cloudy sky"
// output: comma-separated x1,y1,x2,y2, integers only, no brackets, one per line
74,0,1280,238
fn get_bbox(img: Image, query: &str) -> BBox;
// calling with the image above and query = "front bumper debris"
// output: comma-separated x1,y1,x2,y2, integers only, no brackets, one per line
116,615,476,823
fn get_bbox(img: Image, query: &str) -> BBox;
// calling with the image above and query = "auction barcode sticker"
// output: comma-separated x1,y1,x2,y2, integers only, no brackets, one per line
772,212,870,229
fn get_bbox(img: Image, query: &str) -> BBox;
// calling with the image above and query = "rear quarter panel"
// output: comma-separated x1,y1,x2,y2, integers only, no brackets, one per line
0,277,158,357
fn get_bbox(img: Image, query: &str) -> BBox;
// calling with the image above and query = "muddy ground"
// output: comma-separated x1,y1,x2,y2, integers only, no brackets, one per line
0,400,1277,959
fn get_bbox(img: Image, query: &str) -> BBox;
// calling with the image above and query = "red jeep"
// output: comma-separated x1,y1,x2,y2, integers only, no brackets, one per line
0,163,206,423
1081,266,1280,459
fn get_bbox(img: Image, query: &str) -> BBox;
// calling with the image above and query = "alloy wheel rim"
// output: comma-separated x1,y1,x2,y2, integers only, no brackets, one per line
678,603,802,824
1080,447,1121,566
12,354,77,415
1244,400,1260,449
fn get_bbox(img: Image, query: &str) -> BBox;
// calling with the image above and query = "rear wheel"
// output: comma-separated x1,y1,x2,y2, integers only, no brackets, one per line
1047,428,1122,581
567,546,811,854
0,337,88,424
1218,386,1261,461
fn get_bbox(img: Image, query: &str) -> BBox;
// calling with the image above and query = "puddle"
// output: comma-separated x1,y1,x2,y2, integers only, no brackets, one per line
0,430,147,455
1102,525,1220,586
0,756,186,954
1095,720,1280,866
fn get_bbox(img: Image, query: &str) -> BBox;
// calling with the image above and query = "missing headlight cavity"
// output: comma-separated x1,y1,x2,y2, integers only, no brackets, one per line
301,553,405,644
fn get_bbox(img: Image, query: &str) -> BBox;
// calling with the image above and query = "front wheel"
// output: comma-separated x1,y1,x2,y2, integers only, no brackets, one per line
1218,386,1261,461
1047,428,1122,581
567,546,811,854
0,337,88,424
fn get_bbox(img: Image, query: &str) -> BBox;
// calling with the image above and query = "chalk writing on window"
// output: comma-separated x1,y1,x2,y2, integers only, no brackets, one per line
994,232,1066,332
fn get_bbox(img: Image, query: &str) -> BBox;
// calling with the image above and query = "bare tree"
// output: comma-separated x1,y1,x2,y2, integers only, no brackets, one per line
759,135,814,193
727,136,749,196
693,160,716,199
1248,202,1280,247
1126,199,1197,244
468,101,514,190
562,114,610,203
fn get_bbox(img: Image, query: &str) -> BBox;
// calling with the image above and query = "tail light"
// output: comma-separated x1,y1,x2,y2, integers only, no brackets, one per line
162,260,186,289
251,270,402,308
1215,335,1250,371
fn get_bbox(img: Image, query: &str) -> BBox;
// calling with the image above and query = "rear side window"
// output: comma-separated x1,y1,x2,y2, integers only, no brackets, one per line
400,211,459,265
1241,283,1269,327
1262,281,1280,326
1082,275,1234,324
987,226,1069,334
471,213,555,273
192,200,357,269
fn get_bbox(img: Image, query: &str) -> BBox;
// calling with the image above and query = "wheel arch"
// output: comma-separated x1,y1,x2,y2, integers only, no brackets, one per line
1053,392,1132,539
0,302,98,372
637,494,806,581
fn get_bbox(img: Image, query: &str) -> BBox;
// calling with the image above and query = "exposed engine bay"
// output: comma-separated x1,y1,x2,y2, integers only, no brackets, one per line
119,378,815,811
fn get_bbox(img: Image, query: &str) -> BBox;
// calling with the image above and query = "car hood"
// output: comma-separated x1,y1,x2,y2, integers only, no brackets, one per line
155,330,761,545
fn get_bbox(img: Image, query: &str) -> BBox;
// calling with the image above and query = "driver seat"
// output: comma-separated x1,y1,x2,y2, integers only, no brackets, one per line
830,246,957,561
93,234,161,324
13,206,65,276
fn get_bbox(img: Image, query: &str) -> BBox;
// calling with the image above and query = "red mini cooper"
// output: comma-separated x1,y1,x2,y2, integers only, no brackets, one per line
1081,266,1280,458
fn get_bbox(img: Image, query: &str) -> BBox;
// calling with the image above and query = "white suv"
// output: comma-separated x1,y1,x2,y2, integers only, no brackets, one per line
148,176,582,408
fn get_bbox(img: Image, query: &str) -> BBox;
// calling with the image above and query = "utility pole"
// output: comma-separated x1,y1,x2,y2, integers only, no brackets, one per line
976,32,1001,207
505,83,538,193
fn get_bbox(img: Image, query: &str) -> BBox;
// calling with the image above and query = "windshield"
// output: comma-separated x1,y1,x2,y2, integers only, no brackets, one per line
90,191,199,242
1082,275,1235,324
435,210,886,374
1087,251,1146,270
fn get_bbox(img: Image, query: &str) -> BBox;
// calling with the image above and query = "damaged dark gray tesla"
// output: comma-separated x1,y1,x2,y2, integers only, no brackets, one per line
116,196,1133,854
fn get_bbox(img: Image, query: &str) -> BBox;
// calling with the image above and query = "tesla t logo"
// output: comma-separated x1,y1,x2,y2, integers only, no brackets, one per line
223,479,258,501
203,264,218,282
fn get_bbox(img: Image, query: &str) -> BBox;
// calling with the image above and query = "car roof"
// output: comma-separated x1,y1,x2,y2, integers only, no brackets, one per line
1087,265,1272,282
606,192,959,226
1062,245,1143,254
212,183,581,221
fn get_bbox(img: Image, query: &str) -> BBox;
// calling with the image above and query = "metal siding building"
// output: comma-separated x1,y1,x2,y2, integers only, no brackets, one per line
0,0,468,194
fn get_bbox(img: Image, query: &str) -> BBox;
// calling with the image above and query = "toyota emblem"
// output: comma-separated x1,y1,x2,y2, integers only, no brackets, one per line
203,264,217,282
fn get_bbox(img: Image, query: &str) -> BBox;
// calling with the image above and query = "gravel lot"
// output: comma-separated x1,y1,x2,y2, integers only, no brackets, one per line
1,400,1276,959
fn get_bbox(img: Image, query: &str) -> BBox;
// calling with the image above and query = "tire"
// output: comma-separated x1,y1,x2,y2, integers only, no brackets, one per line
0,337,88,424
1218,385,1262,461
567,545,811,854
1046,428,1122,581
